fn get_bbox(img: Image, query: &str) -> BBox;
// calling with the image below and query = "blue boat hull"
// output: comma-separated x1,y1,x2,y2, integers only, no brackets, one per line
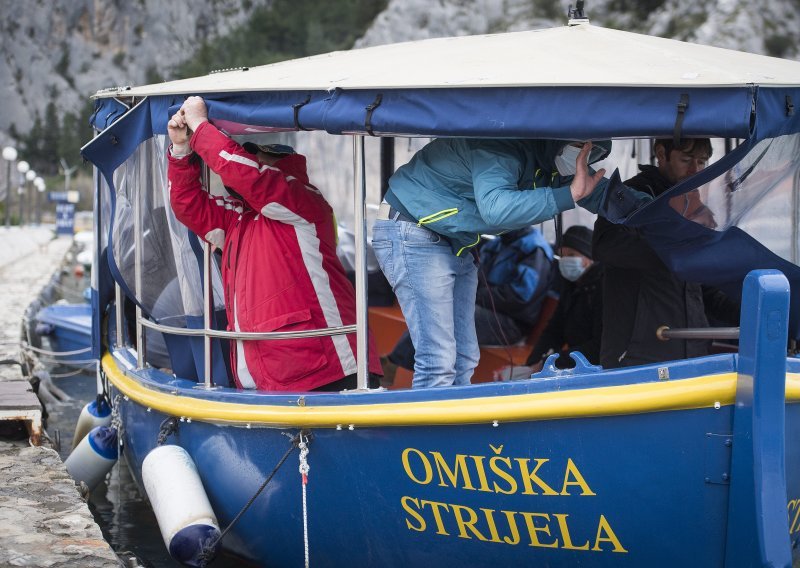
35,303,92,364
105,348,800,567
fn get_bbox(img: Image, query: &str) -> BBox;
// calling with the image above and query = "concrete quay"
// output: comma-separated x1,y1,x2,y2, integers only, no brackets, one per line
0,225,120,567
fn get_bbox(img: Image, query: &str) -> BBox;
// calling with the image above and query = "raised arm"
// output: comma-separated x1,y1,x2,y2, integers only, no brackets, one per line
180,96,330,224
167,108,235,248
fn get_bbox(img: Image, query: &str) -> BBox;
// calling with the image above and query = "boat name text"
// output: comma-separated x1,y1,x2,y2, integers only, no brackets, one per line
400,447,627,553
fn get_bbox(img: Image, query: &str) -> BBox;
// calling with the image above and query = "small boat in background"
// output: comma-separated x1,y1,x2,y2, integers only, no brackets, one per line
34,302,92,366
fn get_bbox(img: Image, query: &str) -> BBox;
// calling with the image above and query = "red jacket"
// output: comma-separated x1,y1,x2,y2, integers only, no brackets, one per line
168,121,382,391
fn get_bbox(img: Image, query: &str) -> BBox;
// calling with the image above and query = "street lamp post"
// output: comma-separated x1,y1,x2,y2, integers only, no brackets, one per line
3,146,17,228
33,177,44,225
16,160,29,227
24,169,35,225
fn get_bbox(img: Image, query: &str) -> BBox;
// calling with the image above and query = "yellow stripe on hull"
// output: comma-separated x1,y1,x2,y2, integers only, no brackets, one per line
103,354,800,428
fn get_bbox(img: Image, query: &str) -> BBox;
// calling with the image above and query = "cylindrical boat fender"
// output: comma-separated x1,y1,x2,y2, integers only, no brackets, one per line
71,397,112,449
65,425,118,491
142,445,221,567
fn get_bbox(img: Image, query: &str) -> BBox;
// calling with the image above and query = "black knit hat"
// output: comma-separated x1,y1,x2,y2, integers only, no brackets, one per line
561,225,593,260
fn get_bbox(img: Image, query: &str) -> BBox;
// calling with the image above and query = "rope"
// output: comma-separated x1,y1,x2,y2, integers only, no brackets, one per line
298,433,311,568
477,265,515,371
21,343,92,357
26,356,96,366
47,367,93,378
197,431,308,568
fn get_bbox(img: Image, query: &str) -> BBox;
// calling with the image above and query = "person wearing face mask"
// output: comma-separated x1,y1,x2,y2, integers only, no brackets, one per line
493,225,603,379
374,138,647,388
593,138,739,368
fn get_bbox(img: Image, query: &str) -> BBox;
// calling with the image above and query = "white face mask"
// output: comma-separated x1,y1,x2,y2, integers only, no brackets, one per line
558,256,587,282
554,144,583,177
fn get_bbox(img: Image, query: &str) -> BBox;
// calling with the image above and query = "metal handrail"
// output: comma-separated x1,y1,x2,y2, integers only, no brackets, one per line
138,317,356,340
657,325,740,341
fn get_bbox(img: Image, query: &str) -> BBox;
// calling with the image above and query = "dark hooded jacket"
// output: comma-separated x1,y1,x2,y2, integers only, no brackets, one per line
593,165,738,368
526,261,604,367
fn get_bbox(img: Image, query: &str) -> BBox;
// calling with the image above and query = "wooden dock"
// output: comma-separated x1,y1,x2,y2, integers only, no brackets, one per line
0,379,43,445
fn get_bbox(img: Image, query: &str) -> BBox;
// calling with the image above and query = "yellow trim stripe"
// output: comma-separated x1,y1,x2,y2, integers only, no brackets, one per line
456,233,482,257
103,355,800,429
418,208,458,225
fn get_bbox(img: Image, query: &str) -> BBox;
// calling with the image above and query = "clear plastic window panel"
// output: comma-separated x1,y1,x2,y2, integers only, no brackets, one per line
110,136,225,325
673,133,800,266
93,169,112,292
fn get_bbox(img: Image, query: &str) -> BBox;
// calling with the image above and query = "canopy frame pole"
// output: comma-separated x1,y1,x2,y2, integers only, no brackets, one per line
201,164,214,389
792,168,800,265
115,284,124,347
353,135,369,390
133,177,146,368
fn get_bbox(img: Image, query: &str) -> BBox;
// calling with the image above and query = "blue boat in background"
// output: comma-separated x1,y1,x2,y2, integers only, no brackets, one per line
78,10,800,568
34,303,93,366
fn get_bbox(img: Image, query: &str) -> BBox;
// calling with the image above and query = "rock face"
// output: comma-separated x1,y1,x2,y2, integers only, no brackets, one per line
0,0,269,143
1,0,798,146
0,443,119,567
356,0,800,56
1,0,798,220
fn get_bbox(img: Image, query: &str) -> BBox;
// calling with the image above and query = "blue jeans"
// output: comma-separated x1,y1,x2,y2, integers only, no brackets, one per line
372,219,479,388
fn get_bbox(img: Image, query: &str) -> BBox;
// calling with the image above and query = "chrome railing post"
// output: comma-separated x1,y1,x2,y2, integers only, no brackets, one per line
202,165,213,388
115,284,124,347
353,135,369,390
656,326,740,341
134,178,145,368
202,239,213,388
138,319,356,340
792,168,799,265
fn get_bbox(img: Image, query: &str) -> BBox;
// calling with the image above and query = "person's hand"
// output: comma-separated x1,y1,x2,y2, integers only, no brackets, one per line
181,96,209,131
167,110,191,156
569,142,606,202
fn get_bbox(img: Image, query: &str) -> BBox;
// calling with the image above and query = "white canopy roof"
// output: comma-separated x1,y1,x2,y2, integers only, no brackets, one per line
99,23,800,99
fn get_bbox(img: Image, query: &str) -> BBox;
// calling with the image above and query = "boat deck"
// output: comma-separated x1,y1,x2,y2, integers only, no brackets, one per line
368,298,557,387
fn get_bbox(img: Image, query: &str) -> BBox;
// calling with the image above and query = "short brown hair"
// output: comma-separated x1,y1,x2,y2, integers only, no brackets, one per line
654,138,713,158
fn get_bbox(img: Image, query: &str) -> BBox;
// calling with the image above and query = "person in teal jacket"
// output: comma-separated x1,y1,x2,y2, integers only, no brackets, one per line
372,138,647,389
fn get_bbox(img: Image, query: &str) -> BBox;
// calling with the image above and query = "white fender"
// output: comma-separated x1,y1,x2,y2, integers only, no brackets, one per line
65,425,118,490
142,445,221,566
71,398,112,449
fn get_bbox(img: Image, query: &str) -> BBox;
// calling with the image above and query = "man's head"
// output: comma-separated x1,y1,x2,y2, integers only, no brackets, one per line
653,138,712,184
558,225,593,282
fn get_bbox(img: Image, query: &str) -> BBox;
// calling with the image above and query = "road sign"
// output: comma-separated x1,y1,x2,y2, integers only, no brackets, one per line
55,202,75,235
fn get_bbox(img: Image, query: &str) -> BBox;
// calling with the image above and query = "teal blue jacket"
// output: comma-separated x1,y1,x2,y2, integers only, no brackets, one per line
385,138,627,255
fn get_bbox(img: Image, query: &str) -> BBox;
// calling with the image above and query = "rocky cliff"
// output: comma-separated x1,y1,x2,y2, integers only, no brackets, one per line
2,0,798,144
0,0,268,143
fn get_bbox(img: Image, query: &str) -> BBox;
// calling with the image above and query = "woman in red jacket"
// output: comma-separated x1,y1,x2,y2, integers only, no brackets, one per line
167,96,382,391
